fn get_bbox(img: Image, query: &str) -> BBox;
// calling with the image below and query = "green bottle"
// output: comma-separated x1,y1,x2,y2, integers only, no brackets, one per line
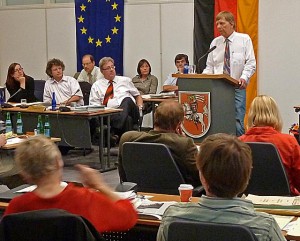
16,112,23,135
44,115,51,137
5,112,12,133
37,115,44,135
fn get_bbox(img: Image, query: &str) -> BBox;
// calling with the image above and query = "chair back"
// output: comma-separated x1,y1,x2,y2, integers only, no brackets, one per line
245,142,290,196
122,142,185,194
167,220,258,241
34,80,46,102
79,81,92,105
0,209,104,241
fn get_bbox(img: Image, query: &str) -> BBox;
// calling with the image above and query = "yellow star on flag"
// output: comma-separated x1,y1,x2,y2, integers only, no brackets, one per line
105,35,112,43
87,0,91,2
96,39,102,47
81,27,87,34
80,4,86,11
111,2,118,10
114,14,121,22
88,36,94,44
78,15,84,23
111,27,118,34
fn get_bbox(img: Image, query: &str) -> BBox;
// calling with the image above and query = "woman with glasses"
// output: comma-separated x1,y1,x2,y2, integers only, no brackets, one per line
5,63,37,103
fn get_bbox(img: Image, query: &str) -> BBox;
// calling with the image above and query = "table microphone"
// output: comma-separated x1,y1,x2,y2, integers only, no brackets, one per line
1,88,22,108
197,46,217,73
58,89,80,112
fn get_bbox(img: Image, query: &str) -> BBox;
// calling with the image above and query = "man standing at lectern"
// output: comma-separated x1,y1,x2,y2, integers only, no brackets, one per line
202,11,256,136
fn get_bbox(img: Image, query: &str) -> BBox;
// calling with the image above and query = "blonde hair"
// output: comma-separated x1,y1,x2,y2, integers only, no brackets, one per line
247,95,283,131
216,11,236,30
14,135,62,182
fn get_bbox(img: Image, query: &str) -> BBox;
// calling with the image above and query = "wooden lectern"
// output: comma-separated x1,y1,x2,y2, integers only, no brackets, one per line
173,74,239,143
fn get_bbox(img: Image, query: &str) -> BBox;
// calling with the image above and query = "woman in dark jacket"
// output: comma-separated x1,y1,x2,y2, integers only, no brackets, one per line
6,63,37,103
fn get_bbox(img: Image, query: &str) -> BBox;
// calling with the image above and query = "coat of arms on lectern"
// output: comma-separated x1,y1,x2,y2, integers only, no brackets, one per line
179,91,211,138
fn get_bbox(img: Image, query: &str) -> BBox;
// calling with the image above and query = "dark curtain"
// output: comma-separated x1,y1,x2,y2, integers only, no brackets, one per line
193,0,215,73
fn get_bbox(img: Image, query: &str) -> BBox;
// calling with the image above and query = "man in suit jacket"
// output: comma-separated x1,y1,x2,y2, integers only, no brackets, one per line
118,101,200,187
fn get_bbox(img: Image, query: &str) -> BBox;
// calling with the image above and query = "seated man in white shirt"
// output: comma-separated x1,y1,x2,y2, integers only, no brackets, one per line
77,54,103,84
89,57,143,138
162,53,189,93
43,58,84,106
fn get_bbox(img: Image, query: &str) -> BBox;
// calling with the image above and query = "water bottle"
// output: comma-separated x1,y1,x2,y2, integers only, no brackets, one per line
44,115,51,137
37,115,44,135
183,64,189,74
5,112,12,133
16,112,23,135
51,92,56,111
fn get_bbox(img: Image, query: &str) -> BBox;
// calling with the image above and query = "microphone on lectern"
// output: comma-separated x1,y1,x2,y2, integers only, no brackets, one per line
197,46,217,73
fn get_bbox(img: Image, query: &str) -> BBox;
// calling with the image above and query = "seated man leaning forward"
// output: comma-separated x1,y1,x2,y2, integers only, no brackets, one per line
89,57,143,137
157,133,285,241
118,101,200,187
4,135,137,233
162,53,189,93
43,58,84,106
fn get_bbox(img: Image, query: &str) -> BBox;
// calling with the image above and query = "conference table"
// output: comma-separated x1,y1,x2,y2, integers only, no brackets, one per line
0,191,298,240
0,106,122,171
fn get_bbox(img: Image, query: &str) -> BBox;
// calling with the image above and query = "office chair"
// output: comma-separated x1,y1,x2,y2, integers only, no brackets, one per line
244,142,290,196
122,142,203,195
34,80,46,102
78,81,92,106
167,220,258,241
0,209,104,241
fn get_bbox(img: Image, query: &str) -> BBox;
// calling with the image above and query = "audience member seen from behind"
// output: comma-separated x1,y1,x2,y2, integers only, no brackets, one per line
239,95,300,195
157,133,285,241
43,58,84,106
4,135,137,232
6,63,37,103
77,54,103,84
89,57,143,138
132,59,158,114
118,101,200,187
0,134,25,189
162,54,189,93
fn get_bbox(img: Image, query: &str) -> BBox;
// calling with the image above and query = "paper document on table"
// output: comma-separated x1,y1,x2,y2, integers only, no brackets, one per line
114,190,136,200
6,137,26,145
285,218,300,236
272,215,294,230
137,199,176,216
246,194,300,206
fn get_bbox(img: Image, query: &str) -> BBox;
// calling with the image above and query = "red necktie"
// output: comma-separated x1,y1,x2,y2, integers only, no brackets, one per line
223,38,230,75
103,81,114,106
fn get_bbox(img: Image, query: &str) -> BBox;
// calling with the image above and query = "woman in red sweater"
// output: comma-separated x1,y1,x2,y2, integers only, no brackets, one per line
239,95,300,195
4,135,137,232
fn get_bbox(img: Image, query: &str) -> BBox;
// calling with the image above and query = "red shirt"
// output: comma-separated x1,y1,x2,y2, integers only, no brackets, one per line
239,126,300,195
4,183,137,232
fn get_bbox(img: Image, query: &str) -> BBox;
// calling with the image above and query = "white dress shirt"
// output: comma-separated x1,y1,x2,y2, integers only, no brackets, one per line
203,31,256,83
89,76,140,108
43,75,84,105
77,66,103,84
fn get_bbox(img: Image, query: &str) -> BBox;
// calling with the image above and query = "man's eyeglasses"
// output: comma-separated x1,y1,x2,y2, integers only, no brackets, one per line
102,66,116,71
82,62,92,67
14,68,23,73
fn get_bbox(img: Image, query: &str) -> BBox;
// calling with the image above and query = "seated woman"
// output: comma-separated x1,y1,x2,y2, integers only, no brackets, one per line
132,59,158,114
4,135,137,232
6,63,37,103
239,95,300,195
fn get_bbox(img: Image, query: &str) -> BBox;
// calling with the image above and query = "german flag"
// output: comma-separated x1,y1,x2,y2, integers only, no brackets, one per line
194,0,258,127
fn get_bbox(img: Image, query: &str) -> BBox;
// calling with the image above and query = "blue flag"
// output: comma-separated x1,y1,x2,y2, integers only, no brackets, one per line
75,0,124,75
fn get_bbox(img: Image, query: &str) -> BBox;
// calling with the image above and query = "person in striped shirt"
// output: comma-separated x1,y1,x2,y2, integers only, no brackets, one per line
157,133,285,241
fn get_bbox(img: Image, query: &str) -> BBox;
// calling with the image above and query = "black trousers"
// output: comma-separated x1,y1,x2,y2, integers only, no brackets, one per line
111,97,139,136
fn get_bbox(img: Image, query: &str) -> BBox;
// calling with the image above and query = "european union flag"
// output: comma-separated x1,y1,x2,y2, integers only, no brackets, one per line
75,0,124,75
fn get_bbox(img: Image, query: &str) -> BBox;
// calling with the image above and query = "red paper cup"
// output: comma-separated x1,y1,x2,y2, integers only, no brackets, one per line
178,184,193,202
